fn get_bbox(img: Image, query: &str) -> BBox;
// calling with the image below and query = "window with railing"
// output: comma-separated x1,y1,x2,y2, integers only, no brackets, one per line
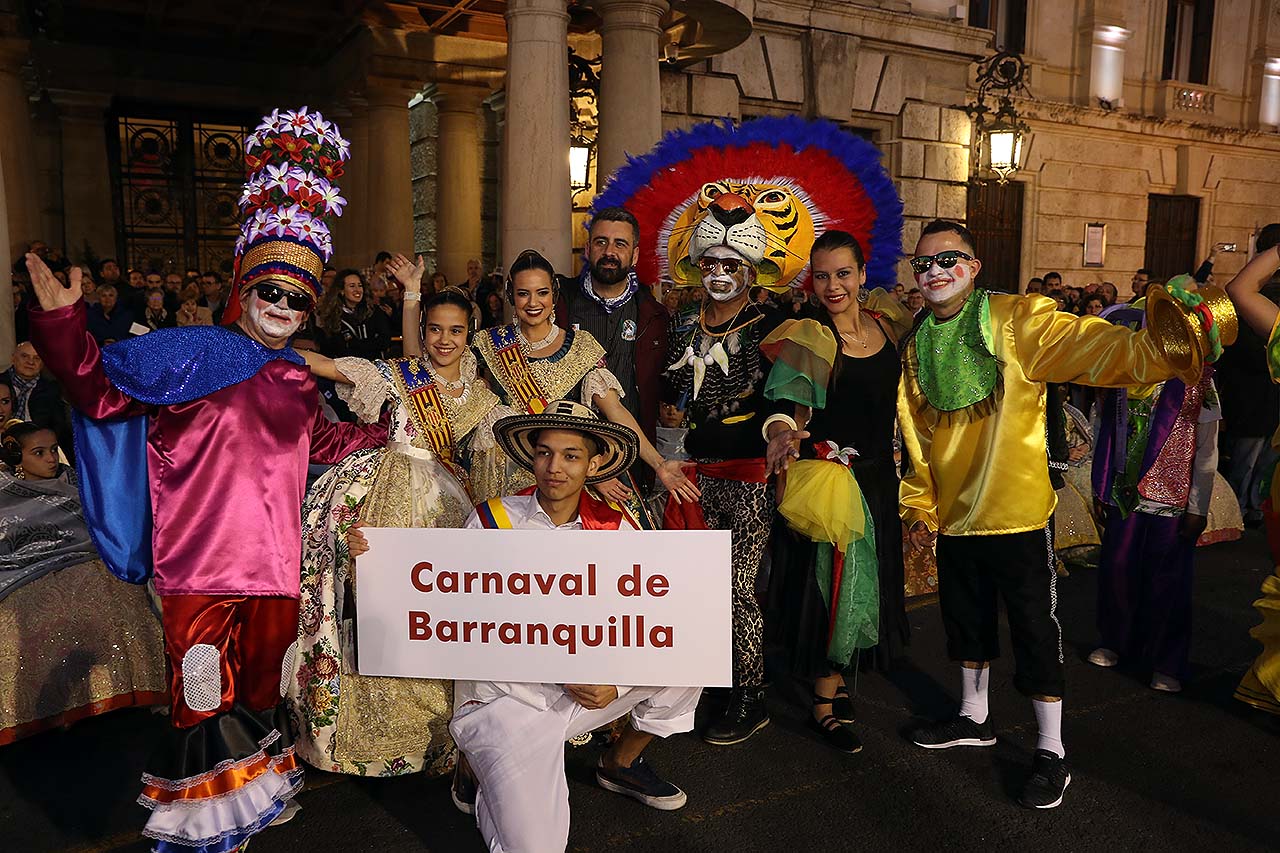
1162,0,1214,85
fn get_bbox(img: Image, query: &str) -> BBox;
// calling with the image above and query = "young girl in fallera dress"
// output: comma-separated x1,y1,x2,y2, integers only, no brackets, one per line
290,289,518,777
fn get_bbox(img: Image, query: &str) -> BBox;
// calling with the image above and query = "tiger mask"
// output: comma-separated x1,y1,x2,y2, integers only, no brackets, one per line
667,179,818,291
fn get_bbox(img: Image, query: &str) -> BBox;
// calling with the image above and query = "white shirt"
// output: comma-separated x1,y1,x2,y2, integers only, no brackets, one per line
456,490,637,711
464,492,585,530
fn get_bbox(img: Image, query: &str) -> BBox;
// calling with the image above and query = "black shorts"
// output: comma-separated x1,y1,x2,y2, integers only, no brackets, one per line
936,526,1065,698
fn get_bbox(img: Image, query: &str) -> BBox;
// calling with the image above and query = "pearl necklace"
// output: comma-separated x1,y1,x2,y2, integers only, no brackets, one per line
423,358,469,402
518,323,559,353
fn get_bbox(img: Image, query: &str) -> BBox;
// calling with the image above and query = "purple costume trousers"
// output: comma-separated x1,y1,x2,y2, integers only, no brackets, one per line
1096,509,1194,680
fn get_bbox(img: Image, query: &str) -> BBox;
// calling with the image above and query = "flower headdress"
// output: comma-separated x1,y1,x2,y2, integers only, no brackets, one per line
226,106,350,322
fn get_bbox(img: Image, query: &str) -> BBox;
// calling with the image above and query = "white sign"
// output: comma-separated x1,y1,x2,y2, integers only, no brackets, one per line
356,529,733,688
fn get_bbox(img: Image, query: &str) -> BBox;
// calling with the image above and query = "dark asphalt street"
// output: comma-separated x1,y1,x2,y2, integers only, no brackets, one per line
3,531,1277,853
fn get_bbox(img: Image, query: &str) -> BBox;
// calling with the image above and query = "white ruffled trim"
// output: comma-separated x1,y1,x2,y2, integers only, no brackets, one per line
472,403,518,453
580,367,624,408
138,751,298,811
334,357,392,424
141,761,302,845
140,731,281,792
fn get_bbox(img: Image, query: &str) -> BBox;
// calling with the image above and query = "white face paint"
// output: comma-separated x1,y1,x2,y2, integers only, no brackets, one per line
915,257,974,306
245,290,306,340
699,247,752,303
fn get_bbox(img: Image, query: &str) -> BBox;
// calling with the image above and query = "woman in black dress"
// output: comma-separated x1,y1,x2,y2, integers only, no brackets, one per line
764,230,908,753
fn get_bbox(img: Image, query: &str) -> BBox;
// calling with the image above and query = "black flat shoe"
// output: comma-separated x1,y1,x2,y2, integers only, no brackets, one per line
808,714,863,754
832,685,855,724
811,693,862,753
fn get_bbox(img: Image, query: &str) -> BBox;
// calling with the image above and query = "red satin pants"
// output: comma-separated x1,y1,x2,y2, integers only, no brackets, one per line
160,595,300,729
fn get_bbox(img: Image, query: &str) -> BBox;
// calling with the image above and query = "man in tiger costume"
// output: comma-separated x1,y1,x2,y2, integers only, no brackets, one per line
662,190,793,745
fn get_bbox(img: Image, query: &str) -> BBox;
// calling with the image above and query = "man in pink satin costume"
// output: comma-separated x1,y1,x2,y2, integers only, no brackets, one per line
23,108,383,853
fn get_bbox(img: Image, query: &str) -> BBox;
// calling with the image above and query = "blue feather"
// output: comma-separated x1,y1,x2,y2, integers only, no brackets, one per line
593,116,904,289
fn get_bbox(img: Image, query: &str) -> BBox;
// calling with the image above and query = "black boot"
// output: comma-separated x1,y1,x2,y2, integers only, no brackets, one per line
702,686,769,745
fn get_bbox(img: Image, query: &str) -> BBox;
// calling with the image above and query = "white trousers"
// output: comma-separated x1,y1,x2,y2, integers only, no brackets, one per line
449,685,702,853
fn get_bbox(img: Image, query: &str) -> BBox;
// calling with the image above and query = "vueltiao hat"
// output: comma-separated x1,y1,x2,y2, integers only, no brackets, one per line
222,106,350,324
494,400,639,484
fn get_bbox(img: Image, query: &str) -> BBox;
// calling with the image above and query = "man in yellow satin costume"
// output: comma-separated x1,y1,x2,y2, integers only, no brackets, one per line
898,220,1179,810
1224,223,1280,718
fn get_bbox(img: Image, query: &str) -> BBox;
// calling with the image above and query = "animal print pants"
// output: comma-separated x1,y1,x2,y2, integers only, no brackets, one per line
696,473,774,688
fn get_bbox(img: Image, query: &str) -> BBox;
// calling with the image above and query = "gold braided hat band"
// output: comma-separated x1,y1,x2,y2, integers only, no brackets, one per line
237,239,323,298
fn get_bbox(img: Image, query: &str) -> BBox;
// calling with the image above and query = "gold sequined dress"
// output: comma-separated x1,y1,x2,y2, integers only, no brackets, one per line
285,356,515,776
0,471,166,745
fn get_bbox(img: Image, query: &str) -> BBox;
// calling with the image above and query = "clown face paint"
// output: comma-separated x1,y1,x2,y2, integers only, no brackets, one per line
245,286,307,343
699,246,753,303
916,265,970,305
912,231,979,318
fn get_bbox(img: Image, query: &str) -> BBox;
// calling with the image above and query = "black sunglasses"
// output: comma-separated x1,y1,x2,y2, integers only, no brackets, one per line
909,250,973,275
253,283,313,312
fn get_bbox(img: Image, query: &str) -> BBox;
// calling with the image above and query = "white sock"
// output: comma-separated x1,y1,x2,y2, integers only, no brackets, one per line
1033,699,1065,758
959,665,990,724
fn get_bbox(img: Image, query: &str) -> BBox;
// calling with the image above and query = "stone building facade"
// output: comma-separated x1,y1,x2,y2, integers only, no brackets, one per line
4,0,1280,362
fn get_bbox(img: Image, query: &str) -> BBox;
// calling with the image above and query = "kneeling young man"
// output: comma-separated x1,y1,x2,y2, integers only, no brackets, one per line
454,399,701,853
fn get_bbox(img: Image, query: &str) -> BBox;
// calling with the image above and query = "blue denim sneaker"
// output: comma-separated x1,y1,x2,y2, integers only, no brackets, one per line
596,754,687,810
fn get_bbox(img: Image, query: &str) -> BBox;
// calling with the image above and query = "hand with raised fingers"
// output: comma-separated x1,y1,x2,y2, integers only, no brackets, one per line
24,253,81,311
387,253,427,294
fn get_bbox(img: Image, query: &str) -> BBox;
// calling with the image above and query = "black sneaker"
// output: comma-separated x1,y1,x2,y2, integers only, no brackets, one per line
909,715,997,749
702,687,769,745
596,755,687,810
1019,749,1071,809
451,761,477,815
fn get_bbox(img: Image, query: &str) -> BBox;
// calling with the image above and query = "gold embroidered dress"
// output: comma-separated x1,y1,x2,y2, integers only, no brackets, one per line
474,325,624,492
286,355,512,776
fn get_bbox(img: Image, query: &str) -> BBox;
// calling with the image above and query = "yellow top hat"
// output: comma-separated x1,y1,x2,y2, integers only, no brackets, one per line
1144,280,1238,385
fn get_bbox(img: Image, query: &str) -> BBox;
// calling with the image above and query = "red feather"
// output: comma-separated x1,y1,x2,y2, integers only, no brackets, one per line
626,143,877,291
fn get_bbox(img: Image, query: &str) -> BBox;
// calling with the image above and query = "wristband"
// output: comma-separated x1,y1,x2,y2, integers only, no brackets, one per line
761,413,799,441
403,291,422,302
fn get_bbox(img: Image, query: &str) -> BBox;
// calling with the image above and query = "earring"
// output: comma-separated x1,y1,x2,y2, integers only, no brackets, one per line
857,287,869,303
549,308,557,327
15,466,25,480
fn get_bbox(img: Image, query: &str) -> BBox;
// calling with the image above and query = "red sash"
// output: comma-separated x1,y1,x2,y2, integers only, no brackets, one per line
662,458,768,530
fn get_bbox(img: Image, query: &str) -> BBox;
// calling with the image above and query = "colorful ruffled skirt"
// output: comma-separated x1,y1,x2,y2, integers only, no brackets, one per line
768,459,879,674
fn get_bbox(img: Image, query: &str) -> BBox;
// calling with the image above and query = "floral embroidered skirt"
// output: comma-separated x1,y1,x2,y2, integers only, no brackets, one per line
286,444,470,777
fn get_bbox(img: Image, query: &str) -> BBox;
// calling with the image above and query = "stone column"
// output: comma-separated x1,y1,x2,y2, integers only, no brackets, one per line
49,90,116,266
502,0,572,271
0,38,38,262
329,99,370,271
594,0,668,185
433,83,488,285
365,81,417,262
1088,25,1131,107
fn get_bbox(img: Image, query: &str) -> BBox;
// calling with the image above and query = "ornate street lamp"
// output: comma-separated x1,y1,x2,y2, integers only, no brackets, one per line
568,47,601,199
963,51,1031,184
984,110,1026,182
570,138,593,193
